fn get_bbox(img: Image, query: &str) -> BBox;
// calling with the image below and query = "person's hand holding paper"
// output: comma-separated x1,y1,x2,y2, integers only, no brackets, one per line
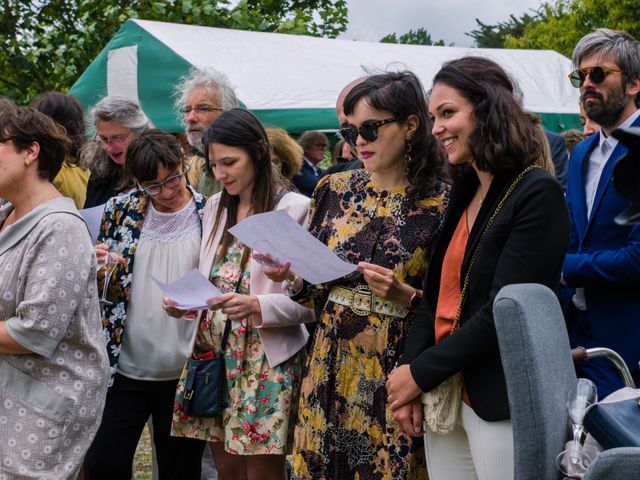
229,210,357,285
153,269,223,318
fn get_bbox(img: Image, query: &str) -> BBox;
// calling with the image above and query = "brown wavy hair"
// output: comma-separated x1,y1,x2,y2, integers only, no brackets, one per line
0,107,70,181
431,56,544,179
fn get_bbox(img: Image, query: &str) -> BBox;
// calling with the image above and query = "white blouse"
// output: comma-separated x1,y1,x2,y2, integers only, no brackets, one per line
118,198,201,381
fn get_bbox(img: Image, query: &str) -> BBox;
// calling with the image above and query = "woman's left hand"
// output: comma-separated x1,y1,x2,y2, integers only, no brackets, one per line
208,293,261,322
387,364,422,411
357,261,414,306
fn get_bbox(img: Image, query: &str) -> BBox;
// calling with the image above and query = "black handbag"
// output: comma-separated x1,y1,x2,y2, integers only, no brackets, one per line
584,396,640,450
182,318,231,417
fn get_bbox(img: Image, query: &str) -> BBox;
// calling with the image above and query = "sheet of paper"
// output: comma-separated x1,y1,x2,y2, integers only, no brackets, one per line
80,203,106,244
151,268,222,311
229,210,357,284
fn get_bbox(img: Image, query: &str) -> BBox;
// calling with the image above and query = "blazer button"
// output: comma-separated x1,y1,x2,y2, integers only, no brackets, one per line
581,242,589,250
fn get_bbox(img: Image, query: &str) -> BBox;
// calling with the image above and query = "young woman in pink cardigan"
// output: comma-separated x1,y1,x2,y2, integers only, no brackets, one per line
165,109,314,480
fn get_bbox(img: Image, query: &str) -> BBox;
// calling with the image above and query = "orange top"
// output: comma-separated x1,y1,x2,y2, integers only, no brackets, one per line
434,209,471,405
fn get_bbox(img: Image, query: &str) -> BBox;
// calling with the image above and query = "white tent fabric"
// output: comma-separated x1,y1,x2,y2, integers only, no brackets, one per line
137,19,579,115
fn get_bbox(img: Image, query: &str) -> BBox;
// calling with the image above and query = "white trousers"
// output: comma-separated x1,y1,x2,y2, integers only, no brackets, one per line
424,402,514,480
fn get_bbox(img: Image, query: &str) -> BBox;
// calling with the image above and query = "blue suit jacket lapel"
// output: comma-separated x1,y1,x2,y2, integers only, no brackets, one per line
587,114,640,233
572,135,598,238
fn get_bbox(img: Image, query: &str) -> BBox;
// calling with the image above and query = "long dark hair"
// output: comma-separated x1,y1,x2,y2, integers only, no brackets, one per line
343,71,449,197
431,56,544,180
203,108,285,264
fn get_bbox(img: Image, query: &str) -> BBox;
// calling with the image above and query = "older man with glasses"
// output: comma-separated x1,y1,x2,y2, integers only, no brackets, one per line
562,28,640,398
292,130,329,197
174,67,239,196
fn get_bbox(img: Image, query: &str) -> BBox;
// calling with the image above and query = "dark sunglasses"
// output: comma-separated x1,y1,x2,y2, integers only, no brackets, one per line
338,117,398,146
568,66,624,88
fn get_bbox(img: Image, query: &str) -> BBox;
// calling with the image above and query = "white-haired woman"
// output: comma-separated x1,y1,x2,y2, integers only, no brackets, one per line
83,95,151,207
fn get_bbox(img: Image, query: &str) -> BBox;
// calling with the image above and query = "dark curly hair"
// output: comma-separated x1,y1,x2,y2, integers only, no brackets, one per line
431,56,543,178
343,71,449,197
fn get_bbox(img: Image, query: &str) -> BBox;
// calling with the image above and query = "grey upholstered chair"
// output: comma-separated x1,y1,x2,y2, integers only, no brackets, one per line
582,447,640,480
494,283,640,480
493,283,577,480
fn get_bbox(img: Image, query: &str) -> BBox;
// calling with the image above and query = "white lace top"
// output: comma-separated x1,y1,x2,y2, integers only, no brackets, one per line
118,199,202,381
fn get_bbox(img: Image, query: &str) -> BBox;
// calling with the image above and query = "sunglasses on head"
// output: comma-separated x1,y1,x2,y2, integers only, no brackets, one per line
338,117,398,146
568,66,624,88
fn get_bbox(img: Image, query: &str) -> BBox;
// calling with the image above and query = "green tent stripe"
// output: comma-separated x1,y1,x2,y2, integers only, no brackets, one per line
539,113,582,133
71,21,580,135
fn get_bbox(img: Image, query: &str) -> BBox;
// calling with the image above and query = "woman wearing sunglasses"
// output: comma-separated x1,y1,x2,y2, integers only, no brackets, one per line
265,71,449,479
83,95,151,208
84,129,207,479
386,57,570,480
168,109,314,480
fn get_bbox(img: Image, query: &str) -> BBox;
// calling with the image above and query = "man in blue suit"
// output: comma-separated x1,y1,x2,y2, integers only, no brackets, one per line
563,28,640,397
292,130,328,197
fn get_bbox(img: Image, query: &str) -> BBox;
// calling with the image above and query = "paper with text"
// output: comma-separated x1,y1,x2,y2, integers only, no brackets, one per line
229,210,357,284
151,268,222,310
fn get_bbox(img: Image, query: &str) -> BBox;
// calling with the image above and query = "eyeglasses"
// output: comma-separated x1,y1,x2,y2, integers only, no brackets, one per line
180,104,223,115
338,117,398,146
313,143,328,149
568,66,624,88
140,169,188,196
95,130,132,147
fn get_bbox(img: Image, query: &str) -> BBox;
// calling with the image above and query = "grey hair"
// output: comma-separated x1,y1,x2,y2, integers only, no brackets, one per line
174,67,239,113
572,28,640,82
89,95,152,133
298,131,329,152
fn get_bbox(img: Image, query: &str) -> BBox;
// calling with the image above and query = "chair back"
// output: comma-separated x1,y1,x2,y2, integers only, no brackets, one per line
494,283,577,480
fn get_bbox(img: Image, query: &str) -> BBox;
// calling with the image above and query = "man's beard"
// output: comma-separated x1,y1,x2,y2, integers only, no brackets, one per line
186,129,204,153
582,84,629,129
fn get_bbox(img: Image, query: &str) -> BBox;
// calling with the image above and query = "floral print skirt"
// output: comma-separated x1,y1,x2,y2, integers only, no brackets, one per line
171,240,305,455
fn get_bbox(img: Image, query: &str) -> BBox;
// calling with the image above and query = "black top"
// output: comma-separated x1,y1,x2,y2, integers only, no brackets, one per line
323,159,364,177
84,174,121,208
400,167,570,421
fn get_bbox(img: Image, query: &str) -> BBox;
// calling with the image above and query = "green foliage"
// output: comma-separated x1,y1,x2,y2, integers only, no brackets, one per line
380,28,446,46
466,9,546,48
0,0,348,104
503,0,640,57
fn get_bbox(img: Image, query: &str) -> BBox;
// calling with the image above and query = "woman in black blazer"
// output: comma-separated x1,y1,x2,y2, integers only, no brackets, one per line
386,57,570,480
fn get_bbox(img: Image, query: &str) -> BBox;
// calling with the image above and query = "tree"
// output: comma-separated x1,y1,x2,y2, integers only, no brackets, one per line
0,0,348,104
380,28,446,46
466,10,546,48
501,0,640,57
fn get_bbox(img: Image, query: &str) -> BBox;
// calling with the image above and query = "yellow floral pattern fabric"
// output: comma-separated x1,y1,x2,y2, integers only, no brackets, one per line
172,240,304,454
291,170,449,480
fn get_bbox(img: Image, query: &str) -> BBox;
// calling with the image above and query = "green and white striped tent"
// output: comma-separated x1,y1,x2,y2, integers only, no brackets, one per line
70,19,581,135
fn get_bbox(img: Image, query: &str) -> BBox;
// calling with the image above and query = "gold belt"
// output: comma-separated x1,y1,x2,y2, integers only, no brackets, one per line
328,285,409,318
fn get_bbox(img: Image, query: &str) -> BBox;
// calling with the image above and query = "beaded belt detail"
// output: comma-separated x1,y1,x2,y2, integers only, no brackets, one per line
327,285,409,318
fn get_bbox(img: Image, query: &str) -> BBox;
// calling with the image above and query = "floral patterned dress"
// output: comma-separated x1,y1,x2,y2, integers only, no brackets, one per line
290,170,449,480
172,239,304,455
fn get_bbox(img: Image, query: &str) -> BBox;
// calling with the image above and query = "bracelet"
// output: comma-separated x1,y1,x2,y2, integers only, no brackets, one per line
407,289,423,311
282,276,302,297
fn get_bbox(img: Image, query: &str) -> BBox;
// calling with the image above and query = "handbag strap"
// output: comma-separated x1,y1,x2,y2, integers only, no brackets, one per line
451,165,541,332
